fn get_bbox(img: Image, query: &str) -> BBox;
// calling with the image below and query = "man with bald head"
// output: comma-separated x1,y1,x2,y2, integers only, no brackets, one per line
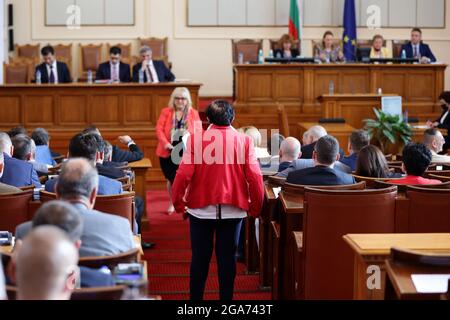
300,126,345,160
423,128,450,163
16,226,78,300
278,137,301,172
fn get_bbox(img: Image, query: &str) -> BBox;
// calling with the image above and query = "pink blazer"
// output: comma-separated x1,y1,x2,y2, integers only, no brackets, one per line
156,107,201,158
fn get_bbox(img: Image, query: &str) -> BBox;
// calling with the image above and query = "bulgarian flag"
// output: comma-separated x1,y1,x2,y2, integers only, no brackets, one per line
289,0,302,41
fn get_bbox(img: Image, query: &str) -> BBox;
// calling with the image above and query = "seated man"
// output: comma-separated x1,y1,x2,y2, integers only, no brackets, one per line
12,134,49,176
32,128,58,166
45,133,122,195
401,28,436,63
278,137,301,172
0,152,21,194
340,130,370,172
96,46,131,83
83,126,144,163
423,128,450,163
14,201,114,288
35,159,134,257
16,226,78,300
132,46,175,83
389,143,441,185
300,125,345,160
35,46,72,84
286,135,355,186
7,126,27,138
0,132,41,188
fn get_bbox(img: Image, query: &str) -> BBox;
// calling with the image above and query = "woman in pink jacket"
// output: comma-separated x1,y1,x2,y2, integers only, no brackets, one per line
156,87,201,214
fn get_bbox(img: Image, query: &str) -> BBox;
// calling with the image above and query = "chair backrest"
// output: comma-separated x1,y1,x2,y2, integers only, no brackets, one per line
15,44,40,60
405,186,450,232
40,190,57,203
357,39,387,49
283,181,366,195
391,247,450,267
4,62,32,84
53,44,73,73
232,39,263,64
312,39,343,54
277,104,290,137
392,40,409,58
352,174,397,188
94,192,136,229
19,185,35,192
140,37,168,59
302,186,397,299
428,174,450,182
80,44,103,73
267,175,286,187
107,43,132,58
375,180,450,193
0,190,34,232
70,285,127,300
78,248,139,269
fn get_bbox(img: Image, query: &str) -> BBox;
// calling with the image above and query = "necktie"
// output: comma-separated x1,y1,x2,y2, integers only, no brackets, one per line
112,65,118,82
414,45,418,58
49,65,55,84
147,65,154,83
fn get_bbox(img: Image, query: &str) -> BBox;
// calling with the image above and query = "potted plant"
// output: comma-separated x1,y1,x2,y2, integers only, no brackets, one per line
364,108,413,154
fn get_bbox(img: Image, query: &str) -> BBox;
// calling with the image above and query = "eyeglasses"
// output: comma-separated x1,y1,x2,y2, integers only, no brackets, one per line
174,97,187,101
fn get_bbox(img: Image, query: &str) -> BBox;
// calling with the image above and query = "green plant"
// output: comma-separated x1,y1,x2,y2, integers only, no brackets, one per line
364,108,413,153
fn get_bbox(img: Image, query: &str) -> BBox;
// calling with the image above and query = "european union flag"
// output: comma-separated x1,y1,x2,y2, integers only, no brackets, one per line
343,0,357,62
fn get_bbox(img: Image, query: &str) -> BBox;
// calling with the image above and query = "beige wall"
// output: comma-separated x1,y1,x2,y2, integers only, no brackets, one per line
10,0,450,96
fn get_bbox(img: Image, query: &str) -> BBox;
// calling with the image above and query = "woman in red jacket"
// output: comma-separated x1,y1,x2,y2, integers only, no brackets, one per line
156,87,201,214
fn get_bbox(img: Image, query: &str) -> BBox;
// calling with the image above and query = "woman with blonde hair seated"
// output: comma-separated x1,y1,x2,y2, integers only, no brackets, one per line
274,34,300,58
370,35,392,59
239,126,271,160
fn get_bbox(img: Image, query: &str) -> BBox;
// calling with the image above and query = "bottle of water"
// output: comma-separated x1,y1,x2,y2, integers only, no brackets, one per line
377,88,383,95
258,49,264,64
329,80,335,95
238,52,244,65
401,50,406,60
404,109,409,123
139,69,144,84
35,70,42,85
87,70,93,84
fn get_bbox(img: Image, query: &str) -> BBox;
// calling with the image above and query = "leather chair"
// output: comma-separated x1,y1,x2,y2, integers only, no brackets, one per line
299,186,397,299
3,62,32,84
107,43,132,59
79,44,103,80
139,37,171,68
0,190,34,232
269,39,300,52
277,104,290,137
392,40,409,58
78,248,140,269
53,44,73,74
15,44,40,64
403,186,450,232
352,174,401,188
232,39,263,64
282,181,366,194
357,39,387,50
94,192,136,230
374,180,450,194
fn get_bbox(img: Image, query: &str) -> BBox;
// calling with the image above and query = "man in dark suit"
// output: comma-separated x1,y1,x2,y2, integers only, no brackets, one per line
14,201,115,288
96,46,131,83
287,135,355,186
0,132,41,188
132,46,175,83
35,46,72,84
301,126,345,160
339,130,370,172
401,28,436,63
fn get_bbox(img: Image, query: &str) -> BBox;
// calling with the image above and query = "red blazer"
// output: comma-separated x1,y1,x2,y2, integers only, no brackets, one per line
172,125,264,218
156,107,201,158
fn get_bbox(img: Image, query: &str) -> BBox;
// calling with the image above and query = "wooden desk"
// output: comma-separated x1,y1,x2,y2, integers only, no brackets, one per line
385,259,450,300
319,94,396,129
234,64,446,136
130,159,152,230
277,190,304,300
0,82,201,186
298,122,356,153
343,233,450,300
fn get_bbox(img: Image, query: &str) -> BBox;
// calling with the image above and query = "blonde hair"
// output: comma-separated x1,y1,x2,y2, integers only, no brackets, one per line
240,126,262,148
168,87,193,110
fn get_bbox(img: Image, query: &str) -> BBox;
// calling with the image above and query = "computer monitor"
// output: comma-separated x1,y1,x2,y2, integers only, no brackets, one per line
357,47,371,62
381,96,403,119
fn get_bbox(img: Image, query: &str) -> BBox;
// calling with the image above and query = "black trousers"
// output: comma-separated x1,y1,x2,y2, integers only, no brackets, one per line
189,214,243,301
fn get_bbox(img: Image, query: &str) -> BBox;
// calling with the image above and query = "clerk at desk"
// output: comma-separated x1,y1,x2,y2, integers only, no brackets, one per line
96,46,131,83
35,46,72,84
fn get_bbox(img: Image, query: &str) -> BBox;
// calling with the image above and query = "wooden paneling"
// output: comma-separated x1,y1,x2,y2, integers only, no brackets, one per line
0,83,202,185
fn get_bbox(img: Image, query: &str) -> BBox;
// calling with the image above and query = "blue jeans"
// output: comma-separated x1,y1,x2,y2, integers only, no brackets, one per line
189,214,243,301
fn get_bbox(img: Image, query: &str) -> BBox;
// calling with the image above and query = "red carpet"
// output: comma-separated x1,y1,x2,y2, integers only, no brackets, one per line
142,190,271,301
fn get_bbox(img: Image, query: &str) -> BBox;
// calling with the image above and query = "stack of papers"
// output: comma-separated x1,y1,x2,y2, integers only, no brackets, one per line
273,187,282,199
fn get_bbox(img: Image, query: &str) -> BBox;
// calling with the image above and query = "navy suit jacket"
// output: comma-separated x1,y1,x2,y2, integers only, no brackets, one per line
96,163,126,180
0,154,41,188
400,42,436,62
286,166,356,186
96,62,131,83
45,174,122,195
274,49,300,58
339,153,358,172
132,61,175,83
35,61,72,83
300,142,346,160
112,144,144,163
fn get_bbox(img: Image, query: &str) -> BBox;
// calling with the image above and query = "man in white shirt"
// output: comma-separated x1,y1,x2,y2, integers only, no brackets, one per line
35,46,72,84
132,46,175,83
423,128,450,163
96,46,131,83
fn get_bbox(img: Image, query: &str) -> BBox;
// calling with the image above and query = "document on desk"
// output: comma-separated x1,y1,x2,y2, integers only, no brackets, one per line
273,187,282,199
411,274,450,293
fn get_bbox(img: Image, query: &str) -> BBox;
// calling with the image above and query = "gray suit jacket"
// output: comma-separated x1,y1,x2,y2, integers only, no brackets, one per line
15,203,135,257
277,159,352,178
0,182,22,194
